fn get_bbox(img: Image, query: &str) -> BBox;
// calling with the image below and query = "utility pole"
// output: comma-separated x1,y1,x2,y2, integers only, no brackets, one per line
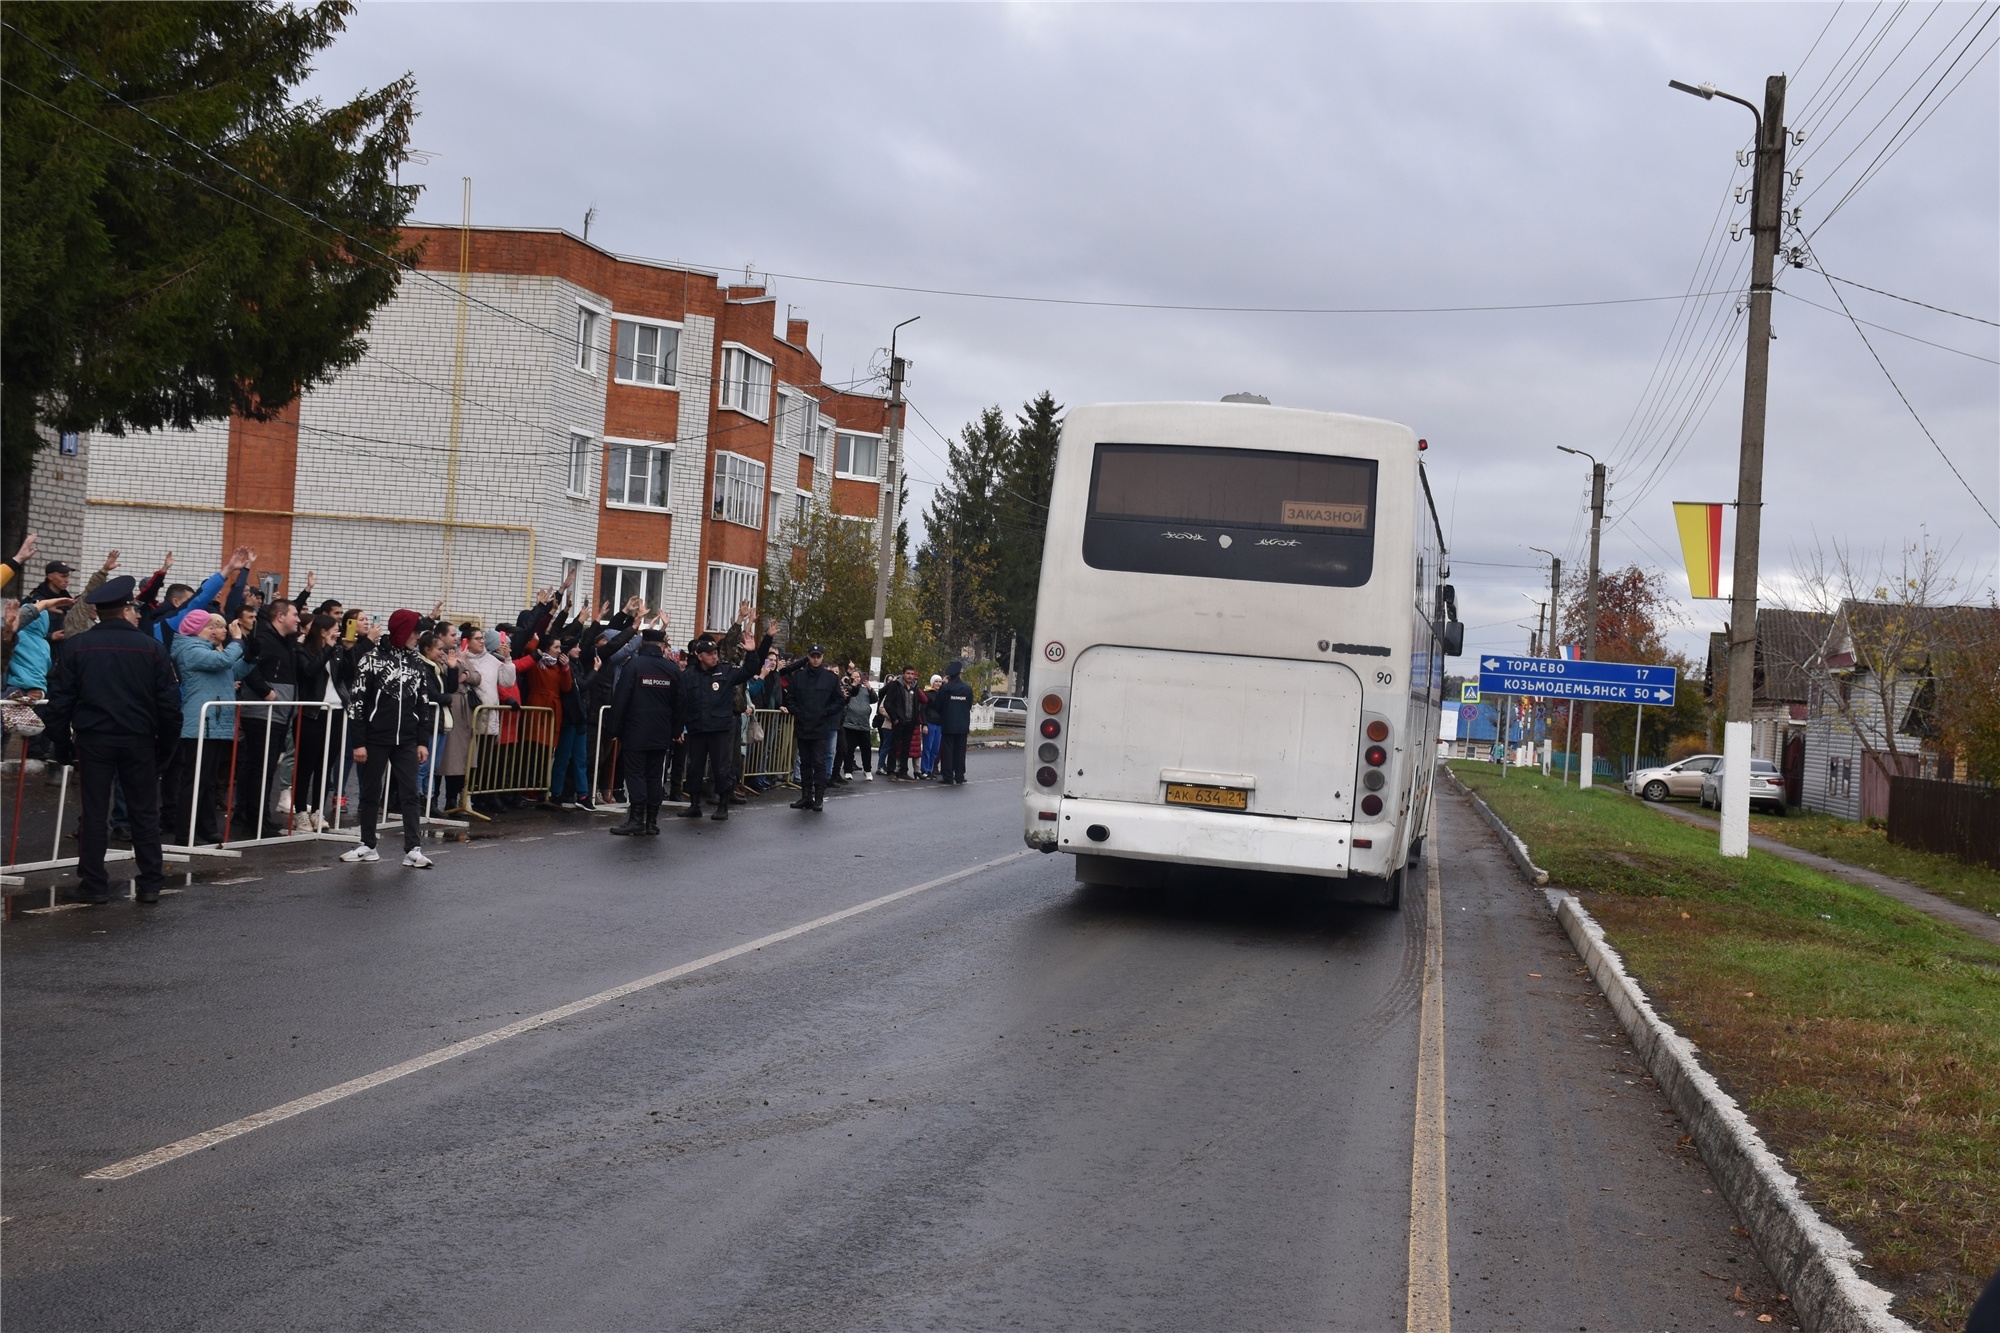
1671,73,1787,857
869,317,919,682
1556,448,1606,787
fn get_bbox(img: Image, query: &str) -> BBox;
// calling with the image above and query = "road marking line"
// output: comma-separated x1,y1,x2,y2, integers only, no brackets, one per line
84,849,1032,1181
1406,811,1450,1333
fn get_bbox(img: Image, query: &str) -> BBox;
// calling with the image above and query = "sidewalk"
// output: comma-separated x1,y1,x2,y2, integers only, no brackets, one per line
1647,801,2000,947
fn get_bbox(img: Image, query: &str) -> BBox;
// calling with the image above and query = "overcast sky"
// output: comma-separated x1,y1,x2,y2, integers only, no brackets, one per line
309,2,1998,664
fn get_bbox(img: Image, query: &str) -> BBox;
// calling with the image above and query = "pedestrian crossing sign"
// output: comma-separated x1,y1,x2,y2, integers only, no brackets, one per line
1460,683,1480,704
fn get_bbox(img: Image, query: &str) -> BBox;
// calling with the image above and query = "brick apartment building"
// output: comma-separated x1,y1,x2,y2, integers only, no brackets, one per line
30,224,889,635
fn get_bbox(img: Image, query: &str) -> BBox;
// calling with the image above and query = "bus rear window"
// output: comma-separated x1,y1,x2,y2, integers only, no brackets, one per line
1083,443,1378,587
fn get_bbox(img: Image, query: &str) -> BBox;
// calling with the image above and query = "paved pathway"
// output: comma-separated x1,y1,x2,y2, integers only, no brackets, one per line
1648,801,2000,946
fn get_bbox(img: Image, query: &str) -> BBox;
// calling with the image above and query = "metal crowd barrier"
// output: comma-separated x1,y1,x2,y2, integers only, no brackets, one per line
741,708,796,784
591,704,627,813
166,699,354,854
450,704,558,821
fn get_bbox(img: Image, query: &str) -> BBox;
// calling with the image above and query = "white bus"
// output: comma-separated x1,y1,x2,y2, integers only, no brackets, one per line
1020,401,1462,907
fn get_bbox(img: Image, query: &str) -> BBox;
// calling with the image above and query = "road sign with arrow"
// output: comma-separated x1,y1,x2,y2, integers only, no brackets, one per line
1476,655,1677,705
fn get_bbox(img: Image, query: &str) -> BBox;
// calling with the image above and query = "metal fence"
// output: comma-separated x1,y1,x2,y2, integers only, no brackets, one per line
452,704,558,819
171,698,356,853
741,708,796,783
1888,775,2000,870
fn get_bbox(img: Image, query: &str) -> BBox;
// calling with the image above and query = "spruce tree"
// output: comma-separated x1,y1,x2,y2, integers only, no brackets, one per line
2,1,419,543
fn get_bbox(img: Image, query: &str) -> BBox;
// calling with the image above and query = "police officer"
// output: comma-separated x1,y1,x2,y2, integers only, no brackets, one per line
779,644,847,812
679,628,771,821
607,626,681,835
44,575,181,904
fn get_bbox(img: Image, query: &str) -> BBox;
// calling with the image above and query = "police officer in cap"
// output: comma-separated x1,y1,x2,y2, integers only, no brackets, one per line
607,623,681,835
779,643,847,812
45,575,181,904
679,625,772,821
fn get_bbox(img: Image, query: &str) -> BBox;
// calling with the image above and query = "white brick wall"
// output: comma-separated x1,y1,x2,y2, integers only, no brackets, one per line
24,430,92,575
80,419,230,585
295,271,610,625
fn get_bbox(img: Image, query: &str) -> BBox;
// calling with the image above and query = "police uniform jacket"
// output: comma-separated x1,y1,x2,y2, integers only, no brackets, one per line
935,678,976,735
45,618,181,758
607,643,681,749
681,634,772,734
780,660,847,739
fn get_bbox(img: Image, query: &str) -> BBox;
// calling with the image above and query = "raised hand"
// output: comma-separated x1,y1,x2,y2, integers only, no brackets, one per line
161,550,175,571
102,549,120,572
304,570,317,592
597,598,612,619
431,598,445,619
623,594,644,616
12,532,35,564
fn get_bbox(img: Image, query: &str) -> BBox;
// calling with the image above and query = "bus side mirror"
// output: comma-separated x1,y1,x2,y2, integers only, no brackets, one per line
1443,620,1464,657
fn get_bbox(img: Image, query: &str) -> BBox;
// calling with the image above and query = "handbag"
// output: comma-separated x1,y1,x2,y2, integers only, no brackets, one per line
746,710,765,744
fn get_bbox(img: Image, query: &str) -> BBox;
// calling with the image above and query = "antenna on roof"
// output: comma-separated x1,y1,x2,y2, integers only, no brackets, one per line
582,205,597,242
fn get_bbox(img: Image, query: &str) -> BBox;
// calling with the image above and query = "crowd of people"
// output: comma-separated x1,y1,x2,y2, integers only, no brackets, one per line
3,534,987,902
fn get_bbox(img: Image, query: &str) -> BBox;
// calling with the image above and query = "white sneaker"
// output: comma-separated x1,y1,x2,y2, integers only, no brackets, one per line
275,788,293,816
402,849,434,869
340,844,380,863
863,771,874,782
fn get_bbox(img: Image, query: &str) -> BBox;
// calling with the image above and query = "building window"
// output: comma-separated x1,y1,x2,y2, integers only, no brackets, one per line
720,345,773,420
576,307,600,373
602,563,668,615
795,492,811,529
836,431,881,480
775,387,819,456
566,432,591,497
712,451,766,528
812,419,831,461
606,439,672,509
559,556,584,615
614,319,679,388
705,563,758,633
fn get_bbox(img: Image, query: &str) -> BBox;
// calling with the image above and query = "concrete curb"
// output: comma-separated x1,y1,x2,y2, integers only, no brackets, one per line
1436,766,1548,886
1549,891,1911,1333
1435,766,1911,1332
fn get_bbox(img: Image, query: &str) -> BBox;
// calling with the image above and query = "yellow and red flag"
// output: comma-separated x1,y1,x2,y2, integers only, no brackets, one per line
1672,502,1724,599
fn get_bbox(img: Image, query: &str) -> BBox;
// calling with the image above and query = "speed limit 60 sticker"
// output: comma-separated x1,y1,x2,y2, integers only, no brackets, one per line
1043,641,1066,662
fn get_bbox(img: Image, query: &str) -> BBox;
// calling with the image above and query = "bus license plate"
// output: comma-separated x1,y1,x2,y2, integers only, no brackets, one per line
1164,783,1249,812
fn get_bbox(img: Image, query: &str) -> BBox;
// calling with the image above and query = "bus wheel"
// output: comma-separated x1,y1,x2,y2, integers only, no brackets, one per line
1405,837,1425,869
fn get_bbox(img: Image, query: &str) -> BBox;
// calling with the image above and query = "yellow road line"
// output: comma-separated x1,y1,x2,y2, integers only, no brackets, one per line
1406,815,1450,1332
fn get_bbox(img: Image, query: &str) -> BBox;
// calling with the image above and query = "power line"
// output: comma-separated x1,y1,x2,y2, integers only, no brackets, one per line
1778,289,2000,362
1802,241,1999,527
1806,10,2000,232
1813,270,2000,325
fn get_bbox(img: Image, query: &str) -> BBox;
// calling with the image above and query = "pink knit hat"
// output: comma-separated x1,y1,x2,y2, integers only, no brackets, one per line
178,609,212,636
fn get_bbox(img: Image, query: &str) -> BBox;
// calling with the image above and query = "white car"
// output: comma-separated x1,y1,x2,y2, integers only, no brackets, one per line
1625,754,1721,802
1698,759,1788,816
986,695,1029,727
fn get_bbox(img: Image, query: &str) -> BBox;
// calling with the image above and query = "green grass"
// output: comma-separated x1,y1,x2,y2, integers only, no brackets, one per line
1737,807,2000,921
1450,761,2000,1331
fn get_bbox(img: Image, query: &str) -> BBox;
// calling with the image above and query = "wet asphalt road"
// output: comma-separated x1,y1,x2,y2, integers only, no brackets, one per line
3,748,1783,1330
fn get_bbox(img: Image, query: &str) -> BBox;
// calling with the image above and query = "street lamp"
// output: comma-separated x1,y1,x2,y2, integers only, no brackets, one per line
1670,71,1790,858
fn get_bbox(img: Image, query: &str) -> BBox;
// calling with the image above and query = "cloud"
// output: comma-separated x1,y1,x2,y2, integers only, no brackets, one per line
305,2,1997,663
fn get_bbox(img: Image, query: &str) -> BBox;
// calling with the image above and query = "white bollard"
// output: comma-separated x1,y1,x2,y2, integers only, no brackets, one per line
1579,733,1595,790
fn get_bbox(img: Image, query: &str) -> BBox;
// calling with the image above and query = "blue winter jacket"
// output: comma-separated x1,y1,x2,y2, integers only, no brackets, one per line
159,571,228,643
169,634,254,738
5,607,55,693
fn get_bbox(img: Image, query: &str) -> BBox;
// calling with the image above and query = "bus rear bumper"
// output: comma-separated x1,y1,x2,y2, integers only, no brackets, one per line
1046,797,1353,878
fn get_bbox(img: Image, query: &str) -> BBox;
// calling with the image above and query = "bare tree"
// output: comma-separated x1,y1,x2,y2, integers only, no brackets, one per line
1786,533,1989,774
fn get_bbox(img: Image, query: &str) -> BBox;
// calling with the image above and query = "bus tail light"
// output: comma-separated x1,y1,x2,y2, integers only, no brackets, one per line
1364,745,1388,767
1036,766,1060,787
1041,693,1064,715
1040,717,1061,739
1360,794,1384,817
1366,719,1391,743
